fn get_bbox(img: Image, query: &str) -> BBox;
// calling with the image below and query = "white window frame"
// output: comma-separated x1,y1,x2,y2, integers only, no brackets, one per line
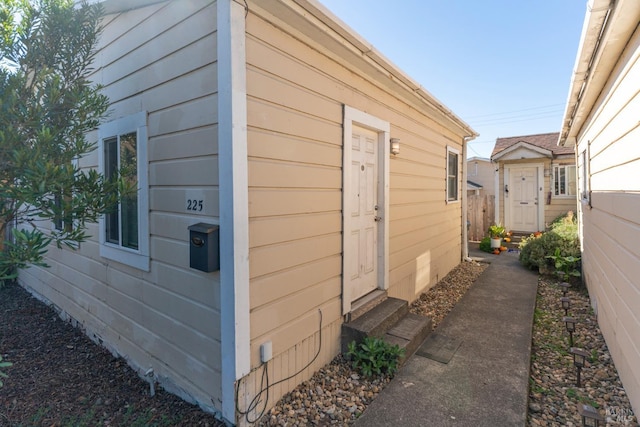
553,164,577,198
446,146,460,203
97,111,149,271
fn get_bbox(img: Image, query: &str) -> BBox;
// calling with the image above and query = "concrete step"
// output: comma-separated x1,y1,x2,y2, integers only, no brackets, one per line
342,297,408,353
348,290,387,323
342,297,432,365
384,313,432,365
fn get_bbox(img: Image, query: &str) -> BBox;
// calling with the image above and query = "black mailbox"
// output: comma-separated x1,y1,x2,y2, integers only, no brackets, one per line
188,223,219,272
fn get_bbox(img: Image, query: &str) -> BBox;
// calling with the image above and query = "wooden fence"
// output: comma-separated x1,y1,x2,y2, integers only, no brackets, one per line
467,194,495,241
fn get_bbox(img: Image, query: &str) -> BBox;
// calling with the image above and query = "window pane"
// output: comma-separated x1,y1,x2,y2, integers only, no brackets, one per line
567,166,576,196
448,176,456,200
559,167,566,195
120,132,138,250
53,193,63,231
447,151,458,201
448,152,458,175
104,137,119,244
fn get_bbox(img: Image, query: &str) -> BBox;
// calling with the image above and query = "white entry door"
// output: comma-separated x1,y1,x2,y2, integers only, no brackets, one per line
510,167,538,232
349,125,378,301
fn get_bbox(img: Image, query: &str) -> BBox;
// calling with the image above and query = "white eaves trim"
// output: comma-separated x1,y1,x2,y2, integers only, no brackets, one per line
492,141,552,161
559,0,640,145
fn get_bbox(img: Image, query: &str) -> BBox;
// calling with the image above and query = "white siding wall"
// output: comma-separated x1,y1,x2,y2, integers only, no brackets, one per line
18,0,223,411
576,27,640,413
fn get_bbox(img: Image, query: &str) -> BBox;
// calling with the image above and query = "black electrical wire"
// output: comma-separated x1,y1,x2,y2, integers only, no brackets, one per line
236,308,323,424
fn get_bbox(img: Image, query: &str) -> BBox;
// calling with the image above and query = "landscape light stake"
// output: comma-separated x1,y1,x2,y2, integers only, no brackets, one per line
570,347,589,388
563,316,576,347
577,402,604,426
559,282,571,296
561,297,571,316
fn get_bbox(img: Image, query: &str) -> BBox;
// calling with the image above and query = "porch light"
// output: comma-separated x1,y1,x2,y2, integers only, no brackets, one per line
561,297,571,316
563,316,576,347
577,403,604,426
570,347,590,387
390,138,400,155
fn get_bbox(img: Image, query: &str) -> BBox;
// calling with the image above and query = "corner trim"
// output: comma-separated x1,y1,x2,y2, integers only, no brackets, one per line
218,0,249,422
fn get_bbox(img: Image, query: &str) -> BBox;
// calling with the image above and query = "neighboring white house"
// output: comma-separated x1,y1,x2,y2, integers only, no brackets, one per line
466,156,495,197
17,1,476,425
558,0,640,415
491,132,577,233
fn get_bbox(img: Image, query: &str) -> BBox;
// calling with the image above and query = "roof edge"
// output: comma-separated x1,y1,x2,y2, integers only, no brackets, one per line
559,0,640,146
292,0,478,138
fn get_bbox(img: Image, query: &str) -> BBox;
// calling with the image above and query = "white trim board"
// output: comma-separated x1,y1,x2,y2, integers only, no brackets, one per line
218,0,249,422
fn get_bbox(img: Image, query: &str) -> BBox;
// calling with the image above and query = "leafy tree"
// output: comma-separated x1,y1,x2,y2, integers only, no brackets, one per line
0,0,122,282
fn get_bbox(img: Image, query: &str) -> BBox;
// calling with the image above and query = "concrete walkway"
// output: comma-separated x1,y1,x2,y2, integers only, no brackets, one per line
354,246,539,427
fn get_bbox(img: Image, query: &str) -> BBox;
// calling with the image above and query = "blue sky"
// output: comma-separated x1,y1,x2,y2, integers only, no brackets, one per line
318,1,587,159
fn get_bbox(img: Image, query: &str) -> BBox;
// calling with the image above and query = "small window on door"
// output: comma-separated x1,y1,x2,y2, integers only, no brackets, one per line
447,147,459,202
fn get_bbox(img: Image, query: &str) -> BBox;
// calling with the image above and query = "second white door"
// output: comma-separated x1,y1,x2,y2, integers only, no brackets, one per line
509,166,538,232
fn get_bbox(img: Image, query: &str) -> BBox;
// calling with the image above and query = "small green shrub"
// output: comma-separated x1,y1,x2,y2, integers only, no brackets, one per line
546,248,581,280
347,337,405,378
479,237,493,253
519,212,581,277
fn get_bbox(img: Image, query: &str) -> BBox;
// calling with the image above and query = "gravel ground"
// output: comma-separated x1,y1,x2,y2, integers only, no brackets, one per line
1,259,636,427
527,278,637,427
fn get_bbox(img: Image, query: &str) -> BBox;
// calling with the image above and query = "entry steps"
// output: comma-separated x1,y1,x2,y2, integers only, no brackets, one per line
342,292,432,365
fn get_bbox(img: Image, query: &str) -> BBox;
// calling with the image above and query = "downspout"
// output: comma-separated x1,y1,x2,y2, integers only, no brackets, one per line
462,135,476,262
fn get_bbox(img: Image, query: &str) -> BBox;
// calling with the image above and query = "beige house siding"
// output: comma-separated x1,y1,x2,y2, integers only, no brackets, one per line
238,1,469,417
572,24,640,413
18,0,223,409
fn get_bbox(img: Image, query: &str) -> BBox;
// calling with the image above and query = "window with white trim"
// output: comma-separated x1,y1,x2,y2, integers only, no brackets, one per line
447,147,459,202
98,112,149,271
553,165,576,197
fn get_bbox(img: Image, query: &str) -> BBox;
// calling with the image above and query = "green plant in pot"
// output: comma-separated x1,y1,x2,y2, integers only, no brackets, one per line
488,224,505,249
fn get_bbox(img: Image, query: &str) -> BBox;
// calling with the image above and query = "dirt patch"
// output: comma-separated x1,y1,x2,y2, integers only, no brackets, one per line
0,283,224,426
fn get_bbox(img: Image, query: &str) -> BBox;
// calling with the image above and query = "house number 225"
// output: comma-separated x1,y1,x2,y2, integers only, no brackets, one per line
187,199,203,212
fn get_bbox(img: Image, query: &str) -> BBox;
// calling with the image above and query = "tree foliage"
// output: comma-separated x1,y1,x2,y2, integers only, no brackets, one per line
0,0,121,281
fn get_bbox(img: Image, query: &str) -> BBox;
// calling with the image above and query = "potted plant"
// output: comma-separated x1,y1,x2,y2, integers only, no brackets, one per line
488,223,505,249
